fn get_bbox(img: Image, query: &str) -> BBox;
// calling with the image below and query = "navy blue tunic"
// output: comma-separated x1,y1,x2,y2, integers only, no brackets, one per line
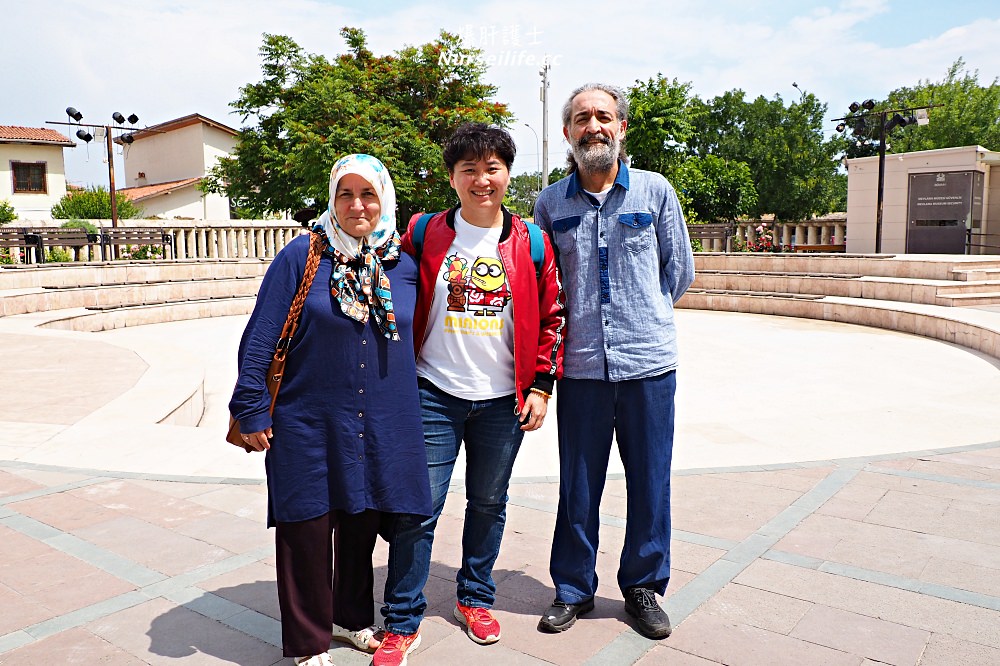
230,234,432,525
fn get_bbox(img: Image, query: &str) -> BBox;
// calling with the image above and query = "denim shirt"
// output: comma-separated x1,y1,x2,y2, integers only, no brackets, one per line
534,163,694,381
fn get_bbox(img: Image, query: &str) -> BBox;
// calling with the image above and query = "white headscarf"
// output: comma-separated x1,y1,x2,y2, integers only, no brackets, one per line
316,153,398,258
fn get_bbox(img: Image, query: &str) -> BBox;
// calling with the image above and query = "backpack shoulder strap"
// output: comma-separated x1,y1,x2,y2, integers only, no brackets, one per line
411,212,434,263
526,221,544,278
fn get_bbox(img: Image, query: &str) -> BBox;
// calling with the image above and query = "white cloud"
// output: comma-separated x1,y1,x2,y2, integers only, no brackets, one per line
5,0,998,187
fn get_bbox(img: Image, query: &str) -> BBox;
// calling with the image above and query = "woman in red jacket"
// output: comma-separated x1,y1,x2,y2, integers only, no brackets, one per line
372,123,565,666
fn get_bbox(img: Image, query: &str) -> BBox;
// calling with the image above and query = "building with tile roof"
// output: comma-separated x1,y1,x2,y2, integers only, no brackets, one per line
116,114,238,220
0,126,75,220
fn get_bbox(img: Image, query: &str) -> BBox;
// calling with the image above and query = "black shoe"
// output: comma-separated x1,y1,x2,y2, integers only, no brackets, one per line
624,586,672,639
537,597,595,633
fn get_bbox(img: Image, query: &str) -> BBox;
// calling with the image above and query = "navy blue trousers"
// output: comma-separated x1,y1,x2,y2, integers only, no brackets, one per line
549,371,676,603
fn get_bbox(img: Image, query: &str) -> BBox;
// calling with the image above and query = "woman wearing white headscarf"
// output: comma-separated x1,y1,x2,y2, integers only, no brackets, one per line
230,154,431,666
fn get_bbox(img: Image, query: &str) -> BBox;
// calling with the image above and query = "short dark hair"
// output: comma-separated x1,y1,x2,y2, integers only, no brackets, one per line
443,122,516,172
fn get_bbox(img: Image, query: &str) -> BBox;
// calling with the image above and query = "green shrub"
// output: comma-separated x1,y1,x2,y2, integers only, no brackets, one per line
0,199,16,224
60,219,99,233
51,186,143,220
45,247,73,263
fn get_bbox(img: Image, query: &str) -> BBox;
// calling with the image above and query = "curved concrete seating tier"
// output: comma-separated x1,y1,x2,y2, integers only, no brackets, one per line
680,253,1000,364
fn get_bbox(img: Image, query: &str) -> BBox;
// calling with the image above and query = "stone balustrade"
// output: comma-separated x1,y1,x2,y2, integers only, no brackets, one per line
734,216,847,250
4,219,306,263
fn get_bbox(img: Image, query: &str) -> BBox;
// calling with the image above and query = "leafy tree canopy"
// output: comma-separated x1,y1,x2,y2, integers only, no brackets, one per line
50,186,143,220
203,29,512,226
672,155,757,223
686,90,843,221
885,58,1000,154
625,76,842,221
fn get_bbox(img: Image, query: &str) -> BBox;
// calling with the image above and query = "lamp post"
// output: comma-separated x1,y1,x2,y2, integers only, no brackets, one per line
792,82,805,102
524,123,541,195
539,58,551,189
833,101,938,253
48,108,141,230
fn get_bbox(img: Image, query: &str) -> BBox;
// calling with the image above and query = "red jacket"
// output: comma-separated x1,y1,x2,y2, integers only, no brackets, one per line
403,207,566,410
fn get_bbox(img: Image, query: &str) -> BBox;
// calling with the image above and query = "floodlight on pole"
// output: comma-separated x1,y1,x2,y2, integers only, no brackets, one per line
833,102,942,253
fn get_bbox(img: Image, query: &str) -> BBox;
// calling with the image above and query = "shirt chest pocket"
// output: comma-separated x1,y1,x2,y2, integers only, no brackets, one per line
552,215,582,256
618,212,654,253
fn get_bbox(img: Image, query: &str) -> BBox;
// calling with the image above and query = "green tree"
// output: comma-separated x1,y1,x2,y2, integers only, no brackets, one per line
505,172,541,218
687,90,843,220
626,75,696,175
203,29,511,226
50,186,143,220
0,200,16,224
883,58,1000,153
673,155,757,222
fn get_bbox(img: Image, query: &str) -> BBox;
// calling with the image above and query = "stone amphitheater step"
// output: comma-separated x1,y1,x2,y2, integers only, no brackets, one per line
0,258,270,290
695,253,1000,282
693,272,1000,306
35,296,258,332
677,291,1000,364
0,276,263,316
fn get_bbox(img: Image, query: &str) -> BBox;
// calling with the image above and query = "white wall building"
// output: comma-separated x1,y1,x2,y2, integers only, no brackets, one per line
846,145,1000,254
0,126,74,221
118,114,238,220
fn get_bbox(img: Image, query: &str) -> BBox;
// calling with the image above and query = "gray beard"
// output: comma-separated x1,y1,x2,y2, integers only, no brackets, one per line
573,135,618,174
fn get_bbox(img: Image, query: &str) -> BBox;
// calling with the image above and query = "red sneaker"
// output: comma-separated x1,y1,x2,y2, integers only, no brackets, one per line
453,602,501,644
372,631,421,666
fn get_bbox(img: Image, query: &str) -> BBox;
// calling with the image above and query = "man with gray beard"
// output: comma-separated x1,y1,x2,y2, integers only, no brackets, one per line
533,83,694,640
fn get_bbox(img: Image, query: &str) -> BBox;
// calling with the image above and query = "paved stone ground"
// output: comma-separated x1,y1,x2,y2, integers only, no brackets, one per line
1,311,999,664
2,442,999,665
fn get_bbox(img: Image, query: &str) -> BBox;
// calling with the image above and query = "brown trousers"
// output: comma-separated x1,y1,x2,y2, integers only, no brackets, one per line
274,509,384,657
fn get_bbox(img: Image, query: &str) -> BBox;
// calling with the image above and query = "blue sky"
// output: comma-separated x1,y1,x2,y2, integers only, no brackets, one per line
4,0,1000,192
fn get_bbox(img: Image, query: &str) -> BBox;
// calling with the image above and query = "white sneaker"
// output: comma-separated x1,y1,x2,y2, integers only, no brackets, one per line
331,623,382,651
295,653,334,665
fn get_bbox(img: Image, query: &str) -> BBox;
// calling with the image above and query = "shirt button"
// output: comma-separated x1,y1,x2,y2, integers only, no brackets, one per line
360,363,365,369
604,320,609,325
357,454,363,461
358,412,363,418
600,232,605,238
362,340,367,345
358,433,364,438
358,389,364,394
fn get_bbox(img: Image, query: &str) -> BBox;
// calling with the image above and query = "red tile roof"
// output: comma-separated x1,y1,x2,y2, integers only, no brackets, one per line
126,113,238,142
118,177,202,202
0,125,74,146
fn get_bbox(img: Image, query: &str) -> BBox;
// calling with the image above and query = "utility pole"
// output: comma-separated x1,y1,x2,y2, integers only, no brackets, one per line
540,58,551,189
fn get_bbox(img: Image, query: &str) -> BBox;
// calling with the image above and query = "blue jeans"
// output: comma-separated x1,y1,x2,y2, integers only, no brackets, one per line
382,378,525,635
549,371,676,603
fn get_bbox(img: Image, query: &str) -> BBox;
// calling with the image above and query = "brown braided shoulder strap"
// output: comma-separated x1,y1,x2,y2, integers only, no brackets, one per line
227,231,324,451
270,231,324,377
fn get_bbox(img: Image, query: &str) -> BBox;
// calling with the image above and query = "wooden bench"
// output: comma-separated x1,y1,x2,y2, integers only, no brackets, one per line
25,227,104,262
792,244,846,253
100,227,174,259
0,227,44,263
687,223,734,252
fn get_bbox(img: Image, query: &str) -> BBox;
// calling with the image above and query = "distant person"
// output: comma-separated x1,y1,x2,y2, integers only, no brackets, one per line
372,123,565,666
533,84,694,640
230,154,431,666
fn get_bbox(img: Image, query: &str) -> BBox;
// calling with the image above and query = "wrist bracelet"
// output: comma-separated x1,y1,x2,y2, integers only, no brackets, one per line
529,388,551,400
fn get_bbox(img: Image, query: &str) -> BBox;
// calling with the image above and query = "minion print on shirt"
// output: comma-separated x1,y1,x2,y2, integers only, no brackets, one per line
466,257,511,316
439,252,511,336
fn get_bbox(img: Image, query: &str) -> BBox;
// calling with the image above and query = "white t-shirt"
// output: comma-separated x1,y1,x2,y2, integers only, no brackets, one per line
585,187,612,205
416,209,516,399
